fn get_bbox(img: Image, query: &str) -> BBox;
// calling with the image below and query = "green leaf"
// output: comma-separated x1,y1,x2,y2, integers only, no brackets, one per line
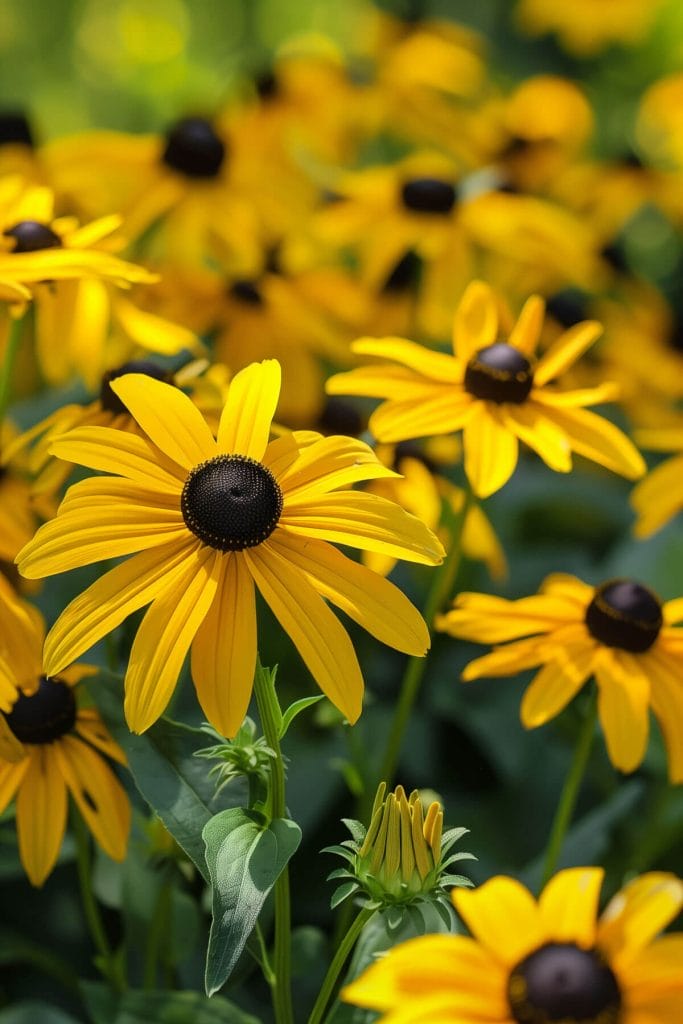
330,880,359,909
90,672,248,879
203,807,301,996
0,1007,81,1024
280,695,325,737
81,984,260,1024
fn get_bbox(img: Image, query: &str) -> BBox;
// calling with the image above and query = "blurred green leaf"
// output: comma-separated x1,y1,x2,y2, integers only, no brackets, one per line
81,984,259,1024
0,1006,81,1024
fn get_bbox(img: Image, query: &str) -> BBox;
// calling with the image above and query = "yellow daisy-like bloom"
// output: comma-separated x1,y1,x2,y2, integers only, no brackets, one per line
327,281,645,498
437,573,683,780
515,0,666,56
343,866,683,1024
17,360,443,737
631,427,683,538
0,584,129,886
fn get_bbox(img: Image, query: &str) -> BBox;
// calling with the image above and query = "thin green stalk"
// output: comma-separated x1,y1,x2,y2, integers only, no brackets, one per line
373,487,473,803
541,690,598,887
254,659,294,1024
72,811,126,993
307,905,376,1024
0,311,25,442
143,867,174,989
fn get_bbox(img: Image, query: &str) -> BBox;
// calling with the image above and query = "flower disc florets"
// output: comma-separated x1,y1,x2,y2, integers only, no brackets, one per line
4,220,62,253
100,360,174,415
400,177,457,214
6,676,76,744
464,342,534,404
162,116,226,178
181,454,283,552
585,579,663,653
230,280,264,305
508,943,621,1024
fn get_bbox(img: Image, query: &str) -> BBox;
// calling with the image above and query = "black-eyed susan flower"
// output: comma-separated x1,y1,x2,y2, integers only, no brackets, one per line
17,360,444,737
437,573,683,780
327,281,645,498
515,0,666,55
0,587,129,887
631,426,683,538
343,866,683,1023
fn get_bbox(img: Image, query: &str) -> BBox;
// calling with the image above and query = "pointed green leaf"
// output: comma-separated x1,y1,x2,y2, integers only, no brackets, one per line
280,695,325,737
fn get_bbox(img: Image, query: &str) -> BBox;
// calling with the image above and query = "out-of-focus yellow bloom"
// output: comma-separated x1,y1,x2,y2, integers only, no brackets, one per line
637,73,683,169
631,426,683,539
515,0,666,56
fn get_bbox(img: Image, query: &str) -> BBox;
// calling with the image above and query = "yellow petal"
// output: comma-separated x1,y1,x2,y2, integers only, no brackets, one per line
267,531,430,656
539,867,603,948
452,280,498,363
113,293,198,355
457,637,545,681
110,374,217,469
631,456,683,539
49,426,186,491
54,736,130,861
326,364,443,402
75,711,127,765
124,546,221,733
44,537,200,676
278,435,398,502
534,320,603,385
16,748,67,887
598,873,683,965
507,295,545,356
642,646,683,783
217,360,281,461
369,390,475,444
191,554,257,738
594,650,650,773
441,591,579,644
245,544,364,723
280,491,445,566
452,876,544,966
521,645,595,727
352,337,462,382
538,405,646,480
0,757,30,809
463,405,518,498
501,403,572,472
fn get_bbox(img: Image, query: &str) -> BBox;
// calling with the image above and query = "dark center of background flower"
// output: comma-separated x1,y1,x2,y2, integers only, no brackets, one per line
668,315,683,354
255,70,279,100
100,360,175,415
508,943,621,1024
0,111,34,147
230,279,264,305
585,579,663,653
4,220,62,253
317,397,364,438
181,454,283,551
464,342,534,403
400,177,457,214
162,116,226,178
546,289,590,329
382,250,422,293
6,677,76,744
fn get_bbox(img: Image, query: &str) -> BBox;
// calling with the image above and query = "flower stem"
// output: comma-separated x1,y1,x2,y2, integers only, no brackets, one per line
373,486,473,803
0,311,25,445
254,658,294,1024
143,865,174,989
72,810,126,993
540,690,598,888
307,905,376,1024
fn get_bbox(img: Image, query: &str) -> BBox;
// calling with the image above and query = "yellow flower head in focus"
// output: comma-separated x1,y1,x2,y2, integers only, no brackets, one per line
327,281,645,498
0,583,129,887
17,360,444,737
343,866,683,1024
438,573,683,780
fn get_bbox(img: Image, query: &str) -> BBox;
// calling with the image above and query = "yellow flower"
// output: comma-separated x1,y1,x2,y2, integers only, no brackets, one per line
0,586,129,887
17,360,444,736
515,0,666,56
327,281,645,498
343,866,683,1024
631,426,683,538
437,573,683,780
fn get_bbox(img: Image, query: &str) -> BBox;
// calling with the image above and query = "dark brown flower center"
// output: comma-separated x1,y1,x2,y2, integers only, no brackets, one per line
162,116,226,179
464,342,534,403
100,360,175,415
4,220,62,253
400,177,457,214
255,71,278,99
6,677,76,744
585,579,663,653
508,943,621,1024
230,279,263,305
0,111,34,147
382,250,422,293
181,454,282,551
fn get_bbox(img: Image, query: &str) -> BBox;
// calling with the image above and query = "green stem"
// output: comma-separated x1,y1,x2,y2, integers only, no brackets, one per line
307,905,376,1024
373,486,473,801
250,921,276,988
72,811,125,993
541,690,598,888
0,311,25,444
254,659,294,1024
143,867,174,989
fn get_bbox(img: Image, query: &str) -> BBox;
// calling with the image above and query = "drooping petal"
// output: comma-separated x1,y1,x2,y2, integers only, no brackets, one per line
113,293,197,356
532,382,621,408
507,295,545,356
534,320,603,385
110,374,217,468
49,426,186,491
625,935,683,1001
520,644,595,727
124,546,222,733
457,637,545,681
280,491,445,566
267,531,430,656
75,710,127,765
642,646,683,783
630,455,683,539
439,592,581,644
245,545,364,723
598,873,683,965
0,757,30,811
327,364,445,401
500,403,572,472
538,404,646,480
217,360,281,461
191,554,257,738
452,280,498,363
594,650,651,773
54,736,130,861
44,537,201,676
16,748,68,887
369,390,475,444
463,404,519,498
539,867,603,948
452,876,544,966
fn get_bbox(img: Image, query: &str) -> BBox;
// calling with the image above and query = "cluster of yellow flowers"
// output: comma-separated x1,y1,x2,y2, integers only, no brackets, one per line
0,1,682,1020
